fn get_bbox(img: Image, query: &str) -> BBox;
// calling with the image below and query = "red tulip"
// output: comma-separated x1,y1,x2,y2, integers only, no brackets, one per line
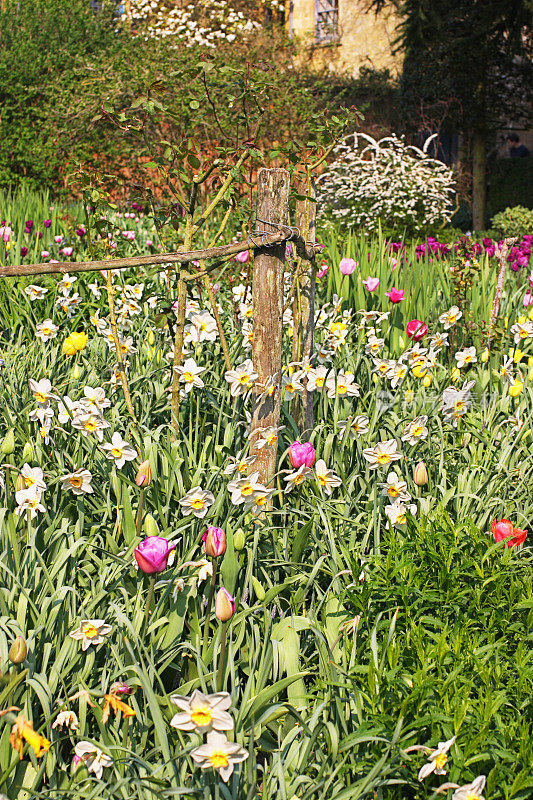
406,319,428,341
134,536,176,574
289,441,316,469
491,519,528,548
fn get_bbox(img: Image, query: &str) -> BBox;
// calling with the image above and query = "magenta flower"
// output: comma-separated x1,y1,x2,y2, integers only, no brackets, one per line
406,319,428,341
43,219,52,228
54,235,63,244
235,250,249,263
289,441,316,469
317,260,329,279
385,287,404,303
134,536,176,574
363,276,380,292
339,257,357,276
202,527,226,558
76,226,86,237
146,239,153,248
20,246,28,257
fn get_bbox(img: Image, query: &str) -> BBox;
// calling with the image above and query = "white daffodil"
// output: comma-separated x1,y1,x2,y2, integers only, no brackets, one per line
510,320,533,344
20,464,47,494
455,346,477,368
119,336,137,356
417,736,456,780
29,404,54,428
373,358,395,378
315,459,342,495
88,282,102,299
498,356,515,385
389,362,408,388
282,372,305,398
227,472,263,506
178,487,215,518
380,472,410,502
58,273,77,296
241,321,253,350
338,415,370,440
52,710,79,730
35,319,59,341
72,413,110,441
170,690,233,734
186,310,218,343
452,775,486,800
224,359,258,397
441,380,475,426
74,741,113,779
401,415,429,446
69,619,112,651
29,378,59,406
439,305,462,329
14,487,46,519
56,293,82,317
25,285,48,301
124,283,144,300
284,466,312,493
83,386,111,413
385,500,416,527
503,409,523,431
306,365,329,391
253,426,284,451
325,370,360,399
244,487,275,515
429,331,449,349
362,439,402,469
174,358,206,392
223,453,257,477
365,335,385,356
61,469,93,495
101,433,137,468
190,730,249,783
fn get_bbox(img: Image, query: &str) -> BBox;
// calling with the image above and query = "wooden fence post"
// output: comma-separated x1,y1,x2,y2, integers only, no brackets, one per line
250,168,290,487
294,176,317,433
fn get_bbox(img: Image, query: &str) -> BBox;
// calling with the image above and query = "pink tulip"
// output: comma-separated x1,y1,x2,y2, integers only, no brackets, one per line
289,441,316,469
61,246,73,257
41,250,50,259
406,319,428,341
389,257,398,271
215,588,235,621
202,526,226,558
317,260,329,279
0,225,12,243
235,250,249,263
529,270,533,289
339,258,357,276
54,235,63,244
134,536,176,574
363,277,380,292
385,287,404,304
523,291,533,307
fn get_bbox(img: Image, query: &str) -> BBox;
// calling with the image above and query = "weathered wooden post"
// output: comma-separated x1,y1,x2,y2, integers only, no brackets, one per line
250,168,290,486
489,237,517,338
294,176,317,433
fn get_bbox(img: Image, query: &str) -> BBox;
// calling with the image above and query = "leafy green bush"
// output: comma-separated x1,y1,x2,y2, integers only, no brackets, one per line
491,206,533,237
344,514,533,799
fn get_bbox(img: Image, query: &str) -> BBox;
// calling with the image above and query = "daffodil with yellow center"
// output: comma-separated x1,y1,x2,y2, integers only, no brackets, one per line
191,706,213,728
34,391,47,404
69,476,83,489
183,371,194,383
388,486,399,498
210,750,230,769
82,622,99,639
191,497,205,510
85,419,98,433
377,453,392,465
435,753,448,770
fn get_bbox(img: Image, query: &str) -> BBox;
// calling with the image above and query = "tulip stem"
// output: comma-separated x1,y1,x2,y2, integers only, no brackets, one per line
142,576,156,639
202,559,217,660
135,488,145,539
216,622,228,692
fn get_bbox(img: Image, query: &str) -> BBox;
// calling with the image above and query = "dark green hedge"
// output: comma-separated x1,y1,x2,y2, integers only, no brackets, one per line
487,157,533,217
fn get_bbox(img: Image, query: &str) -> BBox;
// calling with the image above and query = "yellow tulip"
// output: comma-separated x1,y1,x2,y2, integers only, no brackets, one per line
480,348,489,363
509,380,523,397
509,348,524,363
422,375,432,388
412,364,427,379
147,329,155,345
504,317,509,329
63,332,88,356
451,367,461,382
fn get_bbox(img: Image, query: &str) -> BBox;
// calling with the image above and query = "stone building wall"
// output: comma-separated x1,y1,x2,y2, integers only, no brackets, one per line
286,0,403,76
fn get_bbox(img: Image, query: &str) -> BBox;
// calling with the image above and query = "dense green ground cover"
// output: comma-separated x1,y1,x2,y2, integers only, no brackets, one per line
0,191,531,799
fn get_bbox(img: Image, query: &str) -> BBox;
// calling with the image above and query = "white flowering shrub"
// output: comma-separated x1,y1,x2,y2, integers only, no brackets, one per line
317,133,456,234
126,0,261,47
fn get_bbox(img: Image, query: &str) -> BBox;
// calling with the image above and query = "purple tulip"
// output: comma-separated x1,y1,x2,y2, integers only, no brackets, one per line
25,220,34,231
134,536,176,574
20,246,28,257
43,219,52,228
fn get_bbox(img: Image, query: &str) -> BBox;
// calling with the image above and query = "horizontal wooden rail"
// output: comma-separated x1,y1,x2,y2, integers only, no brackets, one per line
0,229,320,279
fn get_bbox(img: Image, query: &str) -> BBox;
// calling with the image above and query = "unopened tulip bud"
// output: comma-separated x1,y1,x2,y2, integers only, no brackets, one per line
480,347,489,363
110,681,134,696
9,635,27,664
252,575,265,601
22,442,34,461
215,588,235,622
135,459,152,488
15,474,25,492
233,528,245,550
1,429,15,455
202,526,226,558
147,330,155,345
144,514,159,537
413,461,428,487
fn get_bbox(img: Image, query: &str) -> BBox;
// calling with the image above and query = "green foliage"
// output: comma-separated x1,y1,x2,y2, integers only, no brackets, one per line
491,206,533,238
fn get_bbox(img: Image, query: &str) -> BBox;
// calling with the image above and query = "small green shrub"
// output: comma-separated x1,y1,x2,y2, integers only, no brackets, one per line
491,205,533,237
488,158,533,217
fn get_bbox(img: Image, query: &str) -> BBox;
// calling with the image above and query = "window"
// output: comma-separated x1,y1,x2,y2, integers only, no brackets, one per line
315,0,339,43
